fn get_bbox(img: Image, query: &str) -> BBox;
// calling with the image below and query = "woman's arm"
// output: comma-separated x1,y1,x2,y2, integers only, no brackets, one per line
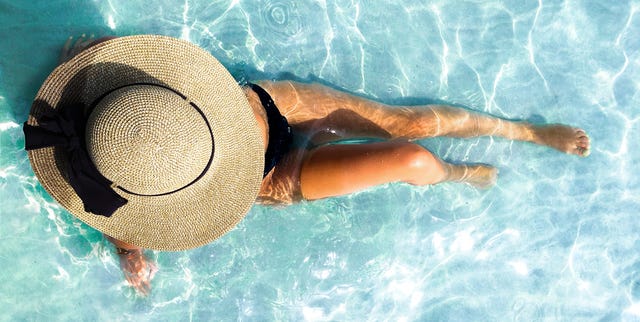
58,35,158,294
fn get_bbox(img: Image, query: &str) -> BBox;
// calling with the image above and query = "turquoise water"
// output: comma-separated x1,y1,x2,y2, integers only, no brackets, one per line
1,0,639,320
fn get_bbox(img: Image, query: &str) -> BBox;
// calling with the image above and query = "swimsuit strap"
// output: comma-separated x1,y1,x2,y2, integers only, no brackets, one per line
248,83,293,177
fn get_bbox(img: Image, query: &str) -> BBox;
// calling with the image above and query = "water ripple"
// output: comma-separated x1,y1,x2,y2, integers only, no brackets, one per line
3,0,640,320
259,0,302,39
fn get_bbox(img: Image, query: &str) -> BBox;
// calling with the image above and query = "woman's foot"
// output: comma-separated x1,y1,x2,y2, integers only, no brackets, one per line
530,124,591,157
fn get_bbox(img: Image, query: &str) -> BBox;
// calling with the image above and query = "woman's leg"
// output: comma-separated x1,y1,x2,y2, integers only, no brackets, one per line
258,81,590,156
299,140,497,200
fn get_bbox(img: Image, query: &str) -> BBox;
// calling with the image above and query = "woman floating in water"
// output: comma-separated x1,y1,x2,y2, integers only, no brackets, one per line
24,35,590,294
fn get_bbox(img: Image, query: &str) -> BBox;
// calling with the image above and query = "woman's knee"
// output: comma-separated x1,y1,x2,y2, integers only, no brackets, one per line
395,143,445,185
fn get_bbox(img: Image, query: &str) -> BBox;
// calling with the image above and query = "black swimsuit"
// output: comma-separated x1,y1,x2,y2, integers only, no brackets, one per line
248,83,293,177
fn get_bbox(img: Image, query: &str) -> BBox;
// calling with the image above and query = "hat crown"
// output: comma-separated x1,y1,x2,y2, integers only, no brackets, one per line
86,85,213,195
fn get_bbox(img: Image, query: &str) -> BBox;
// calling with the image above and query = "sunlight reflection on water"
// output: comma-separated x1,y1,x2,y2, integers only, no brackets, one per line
1,0,639,320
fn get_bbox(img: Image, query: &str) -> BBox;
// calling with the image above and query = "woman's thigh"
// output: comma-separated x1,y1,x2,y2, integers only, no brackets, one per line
256,81,441,143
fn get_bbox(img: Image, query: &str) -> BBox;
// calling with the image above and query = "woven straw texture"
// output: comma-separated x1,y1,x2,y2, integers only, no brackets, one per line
26,35,264,251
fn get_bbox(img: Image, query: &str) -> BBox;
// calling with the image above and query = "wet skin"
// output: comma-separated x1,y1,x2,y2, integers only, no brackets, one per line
61,35,590,295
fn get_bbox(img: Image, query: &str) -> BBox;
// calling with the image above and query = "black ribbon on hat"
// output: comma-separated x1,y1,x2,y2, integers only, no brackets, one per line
23,105,127,217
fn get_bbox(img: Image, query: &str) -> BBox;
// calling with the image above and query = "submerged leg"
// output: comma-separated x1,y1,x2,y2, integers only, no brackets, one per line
258,81,590,156
299,141,497,200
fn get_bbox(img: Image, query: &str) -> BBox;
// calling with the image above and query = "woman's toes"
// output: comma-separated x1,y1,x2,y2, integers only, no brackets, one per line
575,144,590,156
577,137,589,147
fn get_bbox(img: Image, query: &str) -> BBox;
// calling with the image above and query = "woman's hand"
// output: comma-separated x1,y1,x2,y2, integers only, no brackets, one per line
116,247,158,296
59,34,95,63
106,235,158,296
59,35,117,63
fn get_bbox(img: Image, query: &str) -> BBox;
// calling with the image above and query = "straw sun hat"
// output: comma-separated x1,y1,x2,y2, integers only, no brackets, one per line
24,35,264,251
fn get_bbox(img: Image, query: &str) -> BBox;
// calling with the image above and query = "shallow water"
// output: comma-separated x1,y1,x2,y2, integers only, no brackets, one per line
1,0,639,320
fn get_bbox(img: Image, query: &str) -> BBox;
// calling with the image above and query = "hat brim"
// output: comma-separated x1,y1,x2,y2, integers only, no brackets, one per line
27,35,264,250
